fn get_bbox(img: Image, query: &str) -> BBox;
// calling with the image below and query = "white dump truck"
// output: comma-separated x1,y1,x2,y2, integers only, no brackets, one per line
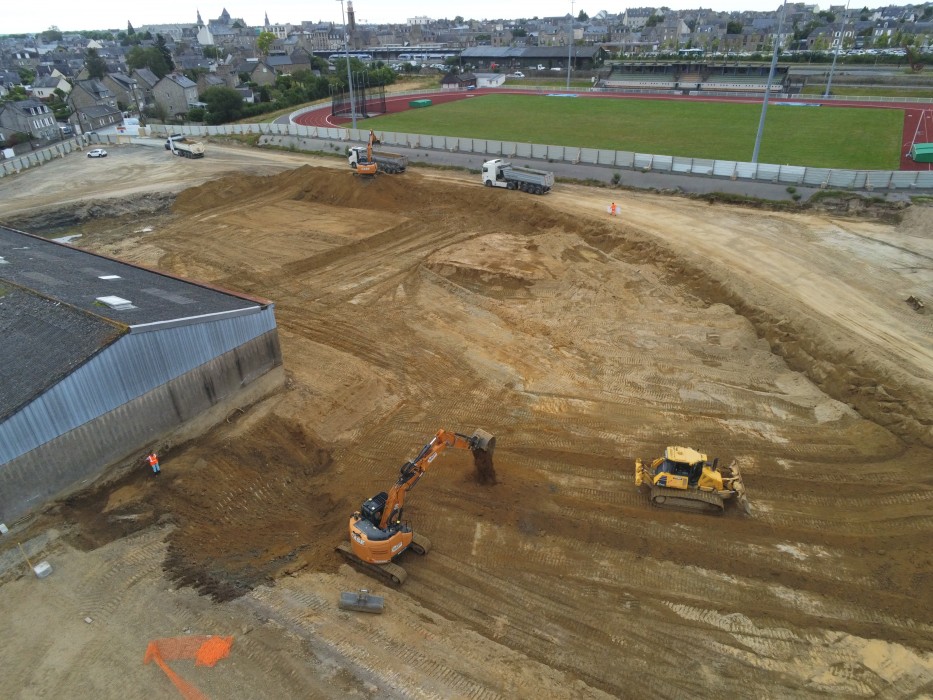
347,131,408,174
481,159,554,195
165,134,206,158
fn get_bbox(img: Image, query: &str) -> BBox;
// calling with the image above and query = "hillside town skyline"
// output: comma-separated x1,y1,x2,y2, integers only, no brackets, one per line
3,1,872,36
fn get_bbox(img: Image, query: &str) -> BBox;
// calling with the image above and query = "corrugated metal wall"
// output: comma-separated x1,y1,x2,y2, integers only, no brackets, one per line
0,306,277,463
0,331,283,521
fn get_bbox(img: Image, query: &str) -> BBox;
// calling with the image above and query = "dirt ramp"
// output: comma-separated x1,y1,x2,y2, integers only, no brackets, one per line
55,413,350,601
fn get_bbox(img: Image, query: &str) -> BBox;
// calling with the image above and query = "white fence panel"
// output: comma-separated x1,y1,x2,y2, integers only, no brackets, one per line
734,162,759,179
633,153,654,169
777,165,807,184
866,171,893,189
514,142,532,158
470,139,486,153
672,156,693,174
597,149,617,166
690,158,716,176
546,145,566,161
802,167,831,186
754,163,781,181
579,148,600,165
826,170,860,188
712,160,735,177
651,155,673,172
614,151,636,169
429,135,446,150
531,144,548,159
485,140,503,156
445,137,461,151
889,172,920,188
915,172,933,188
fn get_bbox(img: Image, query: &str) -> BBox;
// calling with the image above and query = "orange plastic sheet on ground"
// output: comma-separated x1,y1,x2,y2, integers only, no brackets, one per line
143,635,234,700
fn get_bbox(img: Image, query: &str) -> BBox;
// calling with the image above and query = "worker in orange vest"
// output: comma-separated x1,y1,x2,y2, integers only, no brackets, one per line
609,202,618,216
147,451,161,476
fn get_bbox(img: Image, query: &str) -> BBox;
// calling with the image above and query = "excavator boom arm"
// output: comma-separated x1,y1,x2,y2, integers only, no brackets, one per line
377,429,493,530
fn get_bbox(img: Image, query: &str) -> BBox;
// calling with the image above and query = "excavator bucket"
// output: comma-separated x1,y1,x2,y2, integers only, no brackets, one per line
470,429,495,454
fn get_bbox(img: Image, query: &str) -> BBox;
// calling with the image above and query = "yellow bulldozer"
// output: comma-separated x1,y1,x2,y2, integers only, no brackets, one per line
635,446,750,515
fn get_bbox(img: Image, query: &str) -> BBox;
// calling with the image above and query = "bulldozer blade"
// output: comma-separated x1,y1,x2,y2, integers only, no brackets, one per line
470,429,496,454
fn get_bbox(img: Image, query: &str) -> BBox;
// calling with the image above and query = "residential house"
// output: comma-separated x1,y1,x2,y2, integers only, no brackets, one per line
152,73,199,118
197,73,227,93
101,73,144,114
29,74,71,99
68,79,117,113
131,68,160,108
0,98,58,141
237,60,277,86
74,104,123,133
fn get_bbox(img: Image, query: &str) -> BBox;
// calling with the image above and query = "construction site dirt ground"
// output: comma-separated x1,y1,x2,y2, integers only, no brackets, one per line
1,142,932,698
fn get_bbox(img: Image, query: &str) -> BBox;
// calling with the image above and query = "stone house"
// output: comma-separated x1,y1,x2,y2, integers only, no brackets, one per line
152,73,199,118
0,98,58,141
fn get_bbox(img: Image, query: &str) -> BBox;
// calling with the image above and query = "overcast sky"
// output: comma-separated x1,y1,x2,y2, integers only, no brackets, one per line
7,1,800,36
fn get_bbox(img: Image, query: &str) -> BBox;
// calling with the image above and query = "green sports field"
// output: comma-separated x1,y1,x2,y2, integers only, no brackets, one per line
366,94,903,170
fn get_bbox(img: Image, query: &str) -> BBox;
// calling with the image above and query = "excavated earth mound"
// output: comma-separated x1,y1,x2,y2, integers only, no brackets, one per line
8,161,933,698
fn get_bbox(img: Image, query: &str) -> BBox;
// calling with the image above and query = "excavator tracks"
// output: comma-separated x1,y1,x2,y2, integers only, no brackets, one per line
335,542,408,586
650,486,725,514
410,532,432,556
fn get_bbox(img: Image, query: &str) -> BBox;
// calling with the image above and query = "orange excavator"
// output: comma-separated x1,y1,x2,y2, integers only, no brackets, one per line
336,428,495,585
348,129,379,177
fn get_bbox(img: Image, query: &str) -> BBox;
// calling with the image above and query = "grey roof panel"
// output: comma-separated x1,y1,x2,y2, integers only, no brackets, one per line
0,284,124,420
0,226,262,327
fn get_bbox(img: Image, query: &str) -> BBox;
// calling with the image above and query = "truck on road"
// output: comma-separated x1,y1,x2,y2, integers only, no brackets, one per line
348,131,408,174
165,134,205,159
481,159,554,195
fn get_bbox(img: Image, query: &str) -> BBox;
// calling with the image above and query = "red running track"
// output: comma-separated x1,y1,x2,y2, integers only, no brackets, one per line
293,89,933,171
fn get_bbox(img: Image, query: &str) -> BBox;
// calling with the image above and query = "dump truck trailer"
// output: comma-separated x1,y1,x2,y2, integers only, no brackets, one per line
165,134,206,159
348,145,408,174
482,159,554,194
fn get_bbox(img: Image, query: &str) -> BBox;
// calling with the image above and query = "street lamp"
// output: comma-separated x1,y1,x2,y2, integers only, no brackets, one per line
337,0,357,130
752,0,788,163
824,0,850,98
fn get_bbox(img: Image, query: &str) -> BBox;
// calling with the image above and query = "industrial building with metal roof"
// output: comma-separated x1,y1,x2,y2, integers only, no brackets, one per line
0,225,284,523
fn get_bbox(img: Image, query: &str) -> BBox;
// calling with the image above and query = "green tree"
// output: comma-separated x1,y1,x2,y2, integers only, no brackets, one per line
202,45,221,59
200,86,244,124
577,10,589,21
257,31,276,56
155,34,175,72
726,21,743,34
85,48,107,79
41,27,63,42
187,106,205,121
127,46,170,78
17,67,36,85
646,14,664,28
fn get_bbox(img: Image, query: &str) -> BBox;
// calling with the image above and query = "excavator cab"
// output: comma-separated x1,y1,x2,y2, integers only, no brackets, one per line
338,428,496,585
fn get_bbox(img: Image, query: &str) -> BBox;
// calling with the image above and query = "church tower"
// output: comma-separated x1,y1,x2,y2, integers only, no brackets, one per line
196,9,204,26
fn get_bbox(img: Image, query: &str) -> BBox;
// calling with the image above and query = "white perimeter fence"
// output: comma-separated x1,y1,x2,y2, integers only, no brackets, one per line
4,118,933,191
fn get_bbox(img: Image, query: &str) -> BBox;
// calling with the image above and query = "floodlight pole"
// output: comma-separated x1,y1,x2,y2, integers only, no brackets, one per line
752,0,788,164
567,0,574,89
338,0,357,130
824,0,850,98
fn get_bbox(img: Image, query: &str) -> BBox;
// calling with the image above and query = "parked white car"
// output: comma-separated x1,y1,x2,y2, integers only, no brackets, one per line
87,148,108,158
510,71,525,78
